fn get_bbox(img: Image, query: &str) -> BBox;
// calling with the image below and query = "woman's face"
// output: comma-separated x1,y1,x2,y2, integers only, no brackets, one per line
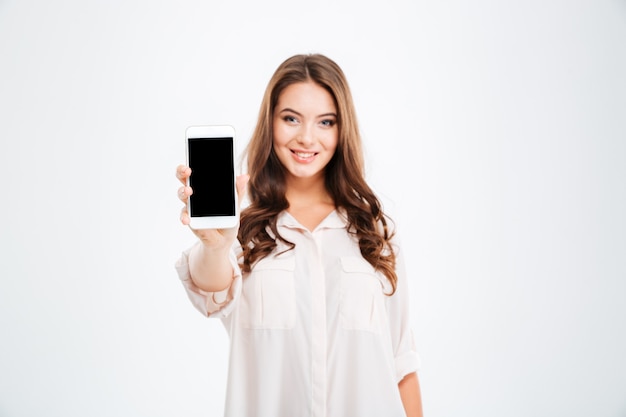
272,81,338,184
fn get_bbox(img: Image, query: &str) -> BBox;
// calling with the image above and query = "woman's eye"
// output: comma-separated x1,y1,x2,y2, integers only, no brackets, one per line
320,119,335,127
283,115,298,123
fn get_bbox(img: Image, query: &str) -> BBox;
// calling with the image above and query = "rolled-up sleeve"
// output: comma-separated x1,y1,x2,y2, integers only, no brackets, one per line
174,242,243,319
387,242,421,382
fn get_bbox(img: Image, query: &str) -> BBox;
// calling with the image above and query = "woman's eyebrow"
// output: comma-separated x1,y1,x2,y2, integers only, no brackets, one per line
279,107,302,116
279,108,337,118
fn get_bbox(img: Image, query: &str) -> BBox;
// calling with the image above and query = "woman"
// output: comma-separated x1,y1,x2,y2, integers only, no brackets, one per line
176,53,423,417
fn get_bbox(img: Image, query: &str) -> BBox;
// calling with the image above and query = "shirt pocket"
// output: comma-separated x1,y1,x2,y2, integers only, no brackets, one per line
339,256,385,332
240,256,296,329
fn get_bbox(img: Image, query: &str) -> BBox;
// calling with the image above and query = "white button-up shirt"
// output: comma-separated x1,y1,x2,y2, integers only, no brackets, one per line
175,210,420,417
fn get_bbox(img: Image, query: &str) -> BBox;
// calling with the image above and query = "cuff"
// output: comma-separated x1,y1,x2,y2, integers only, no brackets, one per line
174,244,242,319
395,349,421,383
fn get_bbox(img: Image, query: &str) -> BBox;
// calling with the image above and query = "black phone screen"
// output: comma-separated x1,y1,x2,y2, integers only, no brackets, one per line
187,137,236,217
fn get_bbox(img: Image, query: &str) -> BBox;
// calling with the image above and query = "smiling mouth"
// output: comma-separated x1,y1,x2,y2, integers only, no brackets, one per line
292,151,317,158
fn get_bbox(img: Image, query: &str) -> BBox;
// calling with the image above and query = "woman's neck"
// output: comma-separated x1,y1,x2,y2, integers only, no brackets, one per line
284,175,335,231
284,175,332,208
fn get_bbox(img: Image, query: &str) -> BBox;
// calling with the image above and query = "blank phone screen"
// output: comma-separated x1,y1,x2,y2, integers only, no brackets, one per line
188,137,236,217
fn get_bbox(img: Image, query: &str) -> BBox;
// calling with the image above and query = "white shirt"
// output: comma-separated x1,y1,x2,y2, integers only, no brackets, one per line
175,210,420,417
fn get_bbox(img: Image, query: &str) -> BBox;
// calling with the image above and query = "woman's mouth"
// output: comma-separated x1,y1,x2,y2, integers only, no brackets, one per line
291,150,318,162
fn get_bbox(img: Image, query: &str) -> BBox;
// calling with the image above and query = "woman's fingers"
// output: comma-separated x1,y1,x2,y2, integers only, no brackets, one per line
176,165,193,203
180,206,190,226
176,165,191,186
178,185,193,203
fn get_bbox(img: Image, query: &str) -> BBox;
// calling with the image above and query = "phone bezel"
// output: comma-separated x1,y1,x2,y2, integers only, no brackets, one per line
185,125,239,229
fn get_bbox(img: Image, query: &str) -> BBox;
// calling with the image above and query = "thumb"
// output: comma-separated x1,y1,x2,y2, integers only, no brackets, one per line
236,174,250,203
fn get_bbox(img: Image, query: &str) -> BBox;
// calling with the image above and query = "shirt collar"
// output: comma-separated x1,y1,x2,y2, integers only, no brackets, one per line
277,209,348,231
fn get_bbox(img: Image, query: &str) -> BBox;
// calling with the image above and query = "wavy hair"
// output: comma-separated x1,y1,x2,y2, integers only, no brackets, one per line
238,53,398,294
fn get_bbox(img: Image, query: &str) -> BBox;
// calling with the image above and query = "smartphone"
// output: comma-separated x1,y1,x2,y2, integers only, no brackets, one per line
185,125,238,229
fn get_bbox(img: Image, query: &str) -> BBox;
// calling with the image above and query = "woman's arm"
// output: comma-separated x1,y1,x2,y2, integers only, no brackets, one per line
188,243,235,292
177,166,249,292
398,372,423,417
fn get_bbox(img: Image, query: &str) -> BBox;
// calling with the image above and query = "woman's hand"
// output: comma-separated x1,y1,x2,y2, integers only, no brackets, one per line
176,164,249,249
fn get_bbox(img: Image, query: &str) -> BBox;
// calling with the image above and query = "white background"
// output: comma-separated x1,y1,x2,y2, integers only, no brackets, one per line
1,1,625,416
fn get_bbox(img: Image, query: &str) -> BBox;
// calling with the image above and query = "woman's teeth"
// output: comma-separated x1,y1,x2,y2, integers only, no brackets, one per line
294,152,315,158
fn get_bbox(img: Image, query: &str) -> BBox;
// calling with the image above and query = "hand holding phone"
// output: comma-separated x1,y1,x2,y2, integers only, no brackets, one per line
177,165,248,250
184,125,239,230
176,155,249,292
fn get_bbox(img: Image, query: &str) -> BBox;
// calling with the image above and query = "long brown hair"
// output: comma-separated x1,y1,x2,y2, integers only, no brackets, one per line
238,53,398,294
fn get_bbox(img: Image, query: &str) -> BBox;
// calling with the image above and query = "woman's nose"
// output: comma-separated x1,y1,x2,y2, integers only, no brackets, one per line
296,124,314,146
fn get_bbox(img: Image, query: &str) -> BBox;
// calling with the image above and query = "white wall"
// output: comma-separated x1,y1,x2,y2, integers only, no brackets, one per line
1,1,625,416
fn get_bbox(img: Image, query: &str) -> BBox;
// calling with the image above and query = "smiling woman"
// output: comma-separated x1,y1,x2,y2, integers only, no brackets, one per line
175,53,422,417
273,81,338,181
2,0,626,415
272,81,339,230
